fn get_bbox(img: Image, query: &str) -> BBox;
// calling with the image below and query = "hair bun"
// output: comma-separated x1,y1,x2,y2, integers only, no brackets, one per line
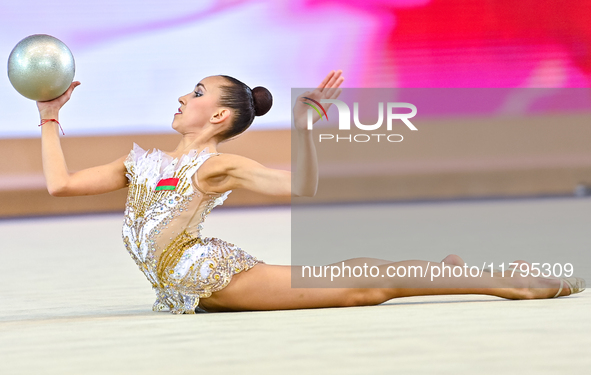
252,86,273,116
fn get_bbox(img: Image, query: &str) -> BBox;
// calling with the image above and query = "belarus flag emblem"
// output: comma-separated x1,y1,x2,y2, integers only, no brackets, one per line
155,178,180,192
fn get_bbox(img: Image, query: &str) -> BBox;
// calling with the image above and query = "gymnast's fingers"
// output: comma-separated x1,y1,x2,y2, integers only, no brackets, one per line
325,70,343,91
324,77,344,99
317,70,336,91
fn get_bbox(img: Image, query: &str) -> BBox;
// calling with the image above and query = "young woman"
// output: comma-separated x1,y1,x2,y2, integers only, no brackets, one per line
37,70,585,314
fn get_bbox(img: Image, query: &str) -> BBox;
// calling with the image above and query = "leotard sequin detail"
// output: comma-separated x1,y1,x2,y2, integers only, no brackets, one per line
122,143,264,314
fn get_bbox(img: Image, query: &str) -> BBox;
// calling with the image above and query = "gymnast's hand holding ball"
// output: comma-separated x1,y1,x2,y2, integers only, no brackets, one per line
36,81,81,121
6,34,78,133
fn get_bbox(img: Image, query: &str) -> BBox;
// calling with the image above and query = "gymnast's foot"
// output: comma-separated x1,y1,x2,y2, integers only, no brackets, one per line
509,260,585,298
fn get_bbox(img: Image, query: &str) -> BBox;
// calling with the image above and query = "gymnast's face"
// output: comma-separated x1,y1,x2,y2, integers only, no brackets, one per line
172,75,229,134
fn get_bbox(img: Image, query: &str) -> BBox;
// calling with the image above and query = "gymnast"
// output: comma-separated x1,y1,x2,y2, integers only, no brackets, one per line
36,70,585,314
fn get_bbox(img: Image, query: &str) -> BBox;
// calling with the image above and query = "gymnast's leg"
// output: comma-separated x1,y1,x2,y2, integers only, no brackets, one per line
197,255,566,312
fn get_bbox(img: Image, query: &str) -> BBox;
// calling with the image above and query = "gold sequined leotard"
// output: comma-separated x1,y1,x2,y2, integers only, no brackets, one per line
122,143,264,314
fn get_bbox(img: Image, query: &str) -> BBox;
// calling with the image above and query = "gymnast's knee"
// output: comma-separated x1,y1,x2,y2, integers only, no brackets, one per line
344,288,390,307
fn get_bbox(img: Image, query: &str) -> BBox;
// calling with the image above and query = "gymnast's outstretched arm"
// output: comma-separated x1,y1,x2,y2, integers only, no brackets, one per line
291,70,343,197
37,81,128,197
193,71,344,198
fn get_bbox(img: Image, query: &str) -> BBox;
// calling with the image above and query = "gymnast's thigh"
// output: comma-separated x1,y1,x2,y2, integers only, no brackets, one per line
197,263,357,312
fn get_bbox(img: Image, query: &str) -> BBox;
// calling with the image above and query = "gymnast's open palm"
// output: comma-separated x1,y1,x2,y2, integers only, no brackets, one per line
293,70,344,131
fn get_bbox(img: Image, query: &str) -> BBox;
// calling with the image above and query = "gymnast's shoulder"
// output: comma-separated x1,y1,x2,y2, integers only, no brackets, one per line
196,153,290,196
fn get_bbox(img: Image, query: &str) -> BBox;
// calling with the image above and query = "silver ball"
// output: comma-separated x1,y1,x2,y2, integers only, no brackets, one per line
7,34,75,101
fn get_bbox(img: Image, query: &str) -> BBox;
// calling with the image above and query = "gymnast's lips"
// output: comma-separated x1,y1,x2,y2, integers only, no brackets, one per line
175,107,182,115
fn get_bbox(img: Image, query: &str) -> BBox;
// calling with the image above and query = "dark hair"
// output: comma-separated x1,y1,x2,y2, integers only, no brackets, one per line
217,75,273,142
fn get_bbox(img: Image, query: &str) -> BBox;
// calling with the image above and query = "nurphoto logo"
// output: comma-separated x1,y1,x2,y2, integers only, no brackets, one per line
304,97,418,143
302,96,329,122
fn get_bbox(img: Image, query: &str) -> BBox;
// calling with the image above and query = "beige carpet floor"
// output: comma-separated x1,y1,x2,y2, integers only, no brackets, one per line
1,199,590,374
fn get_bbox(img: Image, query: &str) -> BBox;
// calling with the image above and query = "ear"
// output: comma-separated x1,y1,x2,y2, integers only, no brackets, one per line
211,108,231,124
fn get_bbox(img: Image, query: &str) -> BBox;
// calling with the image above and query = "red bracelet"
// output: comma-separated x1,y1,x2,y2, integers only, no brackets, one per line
39,119,65,135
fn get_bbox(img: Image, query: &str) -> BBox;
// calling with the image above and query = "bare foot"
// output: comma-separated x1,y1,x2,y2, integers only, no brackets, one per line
508,260,570,298
528,274,569,298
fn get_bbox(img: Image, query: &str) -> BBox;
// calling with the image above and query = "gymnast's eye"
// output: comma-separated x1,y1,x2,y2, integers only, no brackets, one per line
195,91,203,97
